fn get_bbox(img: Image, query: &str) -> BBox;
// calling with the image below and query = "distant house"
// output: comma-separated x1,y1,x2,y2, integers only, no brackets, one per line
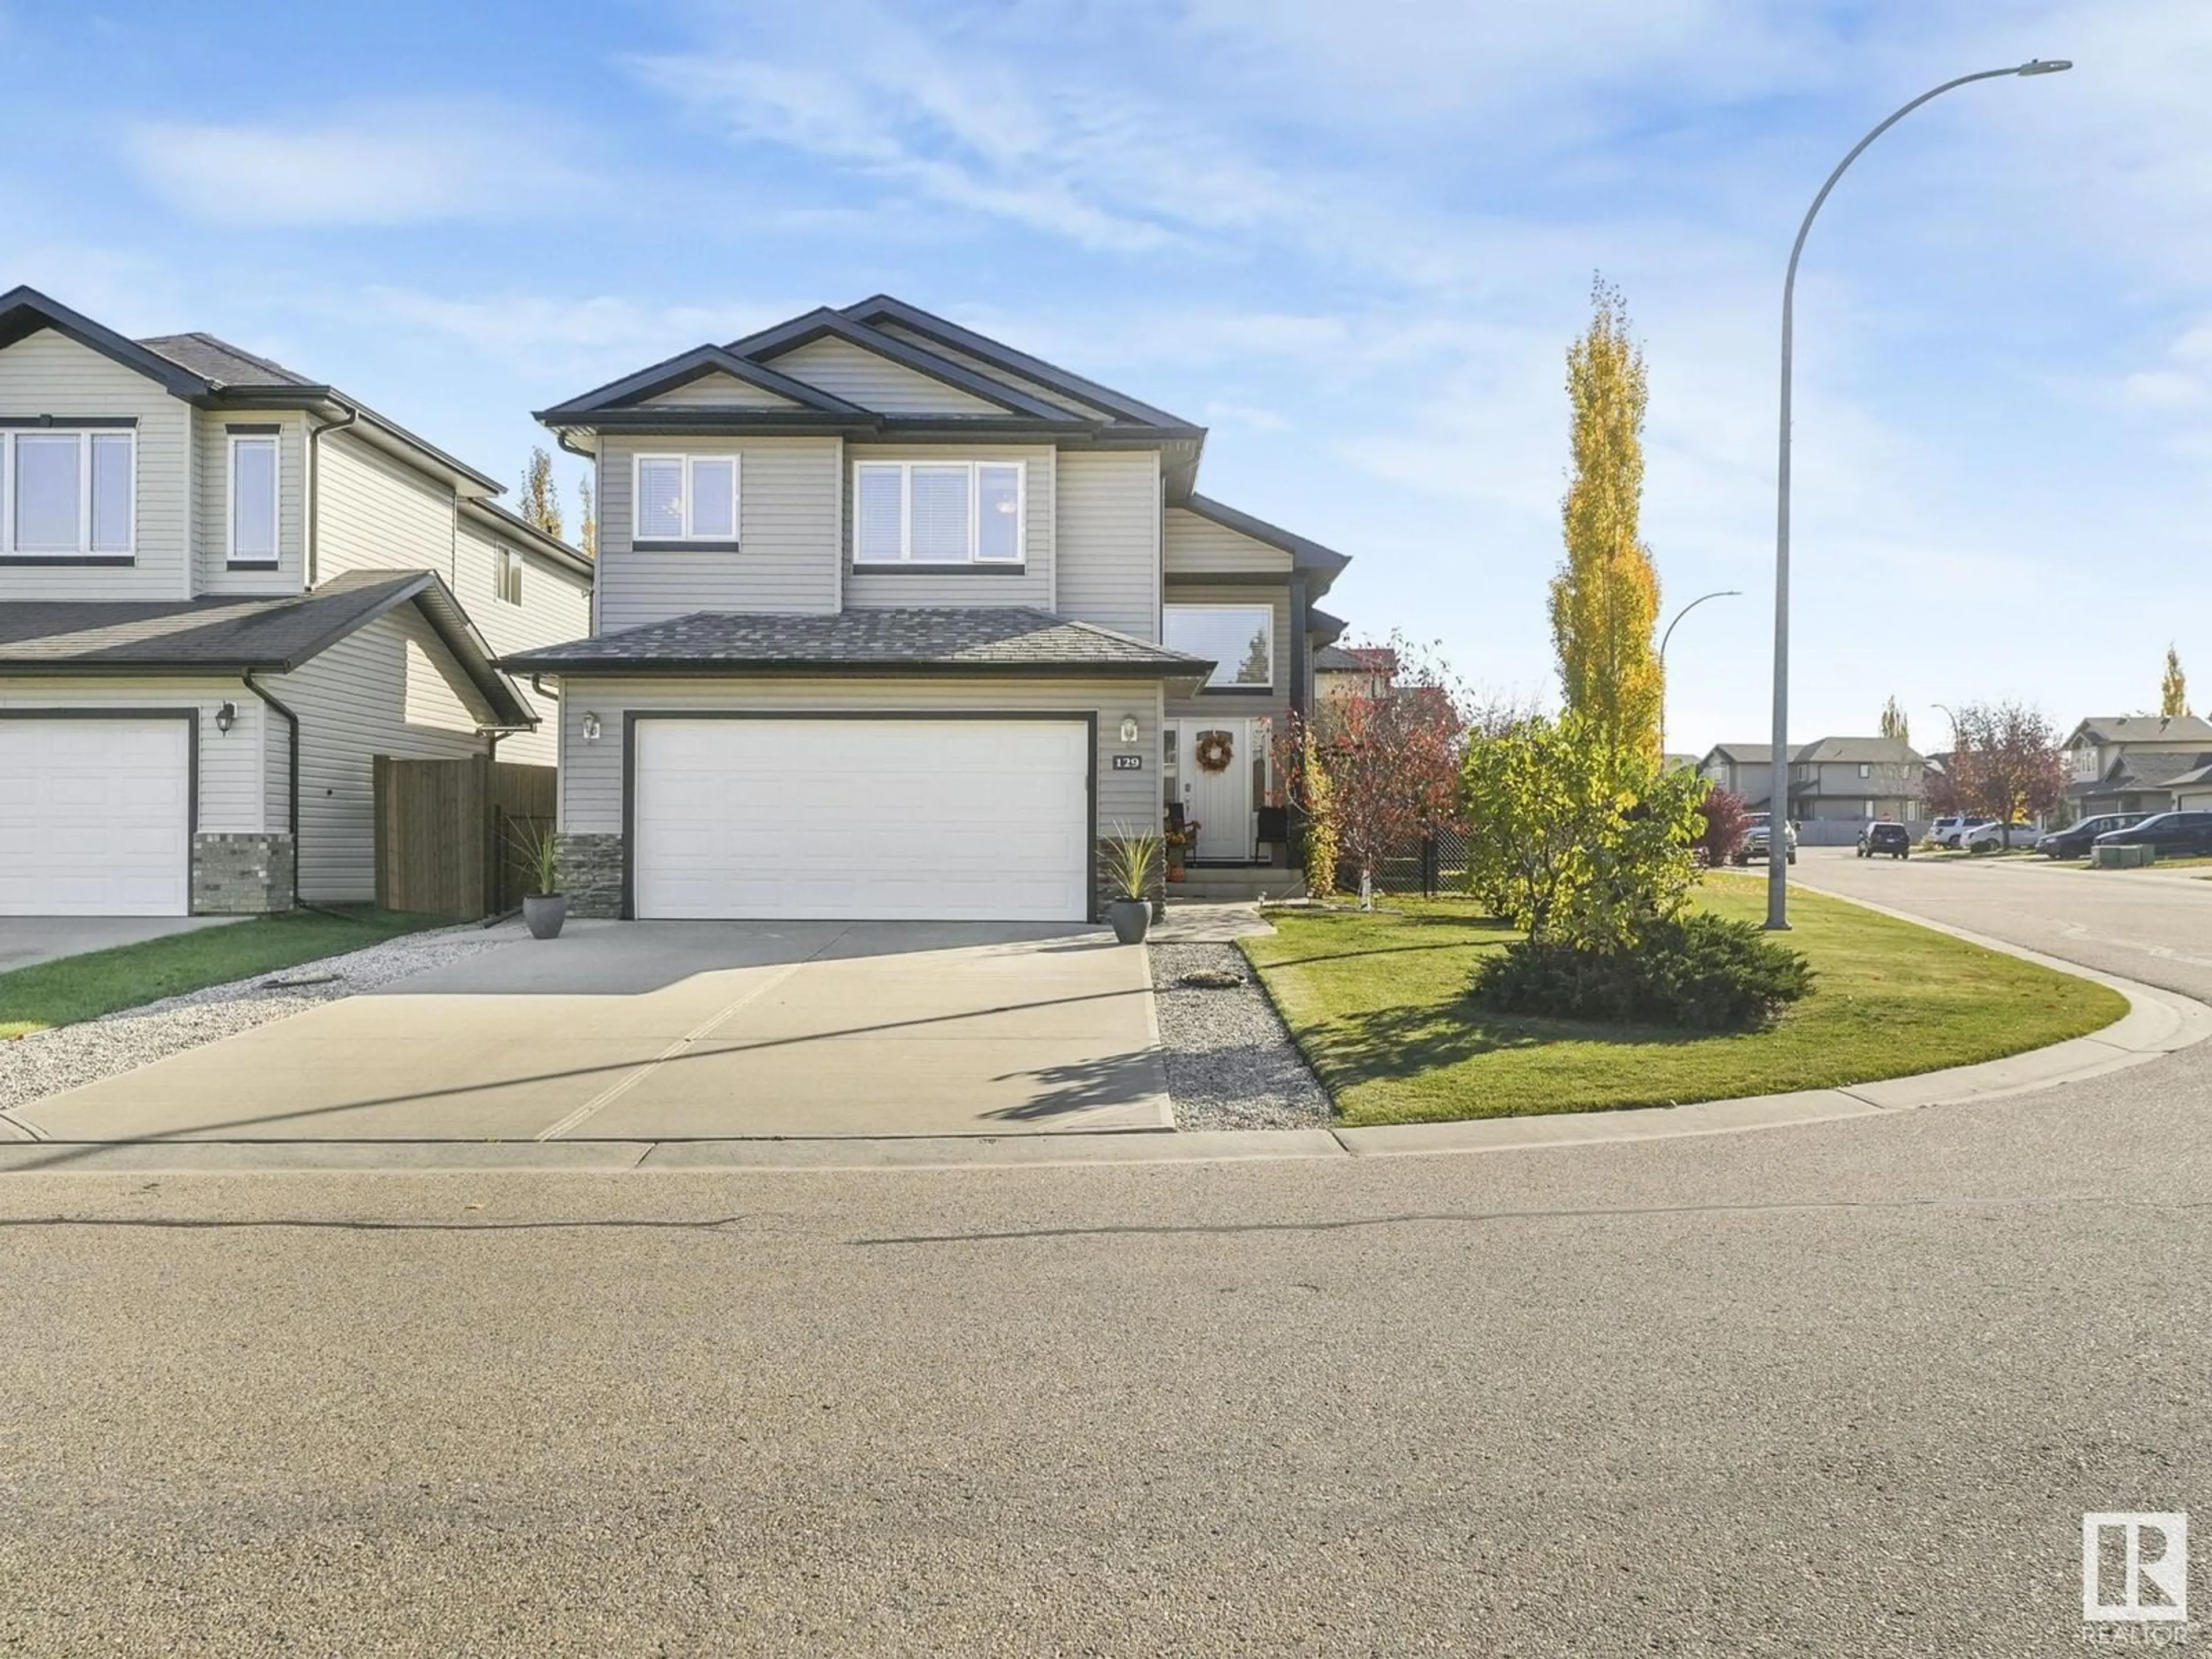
1313,642,1396,704
2062,715,2212,818
1696,736,1926,825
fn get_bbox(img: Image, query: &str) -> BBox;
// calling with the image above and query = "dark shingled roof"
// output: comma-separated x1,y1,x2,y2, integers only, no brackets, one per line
0,570,533,725
503,608,1214,678
1312,645,1364,671
139,332,320,389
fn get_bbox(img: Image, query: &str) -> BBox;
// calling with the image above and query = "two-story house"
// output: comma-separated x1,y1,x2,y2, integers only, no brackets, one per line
509,296,1352,923
0,287,591,918
1696,736,1925,828
2061,714,2212,818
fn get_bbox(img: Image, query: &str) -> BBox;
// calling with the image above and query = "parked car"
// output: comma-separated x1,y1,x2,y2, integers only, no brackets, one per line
1856,822,1911,859
1735,813,1798,865
2036,814,2147,859
2093,810,2212,859
1929,815,1995,849
1960,819,2039,853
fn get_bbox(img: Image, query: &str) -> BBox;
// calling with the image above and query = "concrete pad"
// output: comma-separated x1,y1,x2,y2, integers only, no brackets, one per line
0,914,244,974
16,919,1169,1143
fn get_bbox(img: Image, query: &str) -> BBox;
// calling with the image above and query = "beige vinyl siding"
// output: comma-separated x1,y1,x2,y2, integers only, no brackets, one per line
194,410,308,596
764,336,1003,415
1055,450,1160,641
0,331,192,601
556,676,1162,851
842,445,1052,610
873,324,1113,419
597,434,839,631
1164,583,1293,730
0,675,265,834
452,512,591,764
1164,507,1291,576
640,373,797,410
268,607,493,902
315,427,456,585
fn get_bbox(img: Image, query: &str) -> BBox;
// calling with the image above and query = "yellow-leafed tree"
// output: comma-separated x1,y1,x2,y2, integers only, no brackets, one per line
2162,644,2189,718
1551,277,1663,768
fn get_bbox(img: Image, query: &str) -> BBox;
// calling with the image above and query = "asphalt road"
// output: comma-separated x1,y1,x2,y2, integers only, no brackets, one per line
3,857,2209,1656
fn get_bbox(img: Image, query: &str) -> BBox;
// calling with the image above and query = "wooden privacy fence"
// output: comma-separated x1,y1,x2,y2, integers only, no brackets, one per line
373,755,556,919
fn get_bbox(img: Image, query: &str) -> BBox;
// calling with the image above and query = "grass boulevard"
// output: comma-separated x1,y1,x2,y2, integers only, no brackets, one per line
1243,877,2125,1126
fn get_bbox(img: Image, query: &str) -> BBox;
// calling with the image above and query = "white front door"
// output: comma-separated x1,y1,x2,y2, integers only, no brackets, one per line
1179,719,1251,861
631,717,1090,922
0,717,192,916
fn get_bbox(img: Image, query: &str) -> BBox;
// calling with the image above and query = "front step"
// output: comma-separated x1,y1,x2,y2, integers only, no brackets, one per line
1166,866,1306,903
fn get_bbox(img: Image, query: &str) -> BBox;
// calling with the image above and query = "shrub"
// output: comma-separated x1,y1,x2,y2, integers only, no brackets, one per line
1692,787,1749,867
1299,728,1339,902
1469,912,1813,1032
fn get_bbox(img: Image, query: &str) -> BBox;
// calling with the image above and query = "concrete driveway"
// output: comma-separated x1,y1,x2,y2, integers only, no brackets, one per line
0,914,244,974
15,921,1169,1141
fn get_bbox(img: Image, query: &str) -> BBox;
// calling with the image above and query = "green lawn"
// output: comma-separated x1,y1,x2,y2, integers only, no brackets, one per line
1242,881,2125,1125
0,908,449,1040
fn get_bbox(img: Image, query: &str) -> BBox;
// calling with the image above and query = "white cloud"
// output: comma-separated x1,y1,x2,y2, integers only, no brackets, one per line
122,101,587,228
350,287,801,384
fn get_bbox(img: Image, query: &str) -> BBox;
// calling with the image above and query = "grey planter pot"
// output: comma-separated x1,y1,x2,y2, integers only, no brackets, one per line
1107,896,1151,945
522,893,569,940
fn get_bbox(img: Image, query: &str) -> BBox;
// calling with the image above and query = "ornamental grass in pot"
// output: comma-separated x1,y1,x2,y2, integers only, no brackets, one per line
511,821,568,940
1103,828,1161,945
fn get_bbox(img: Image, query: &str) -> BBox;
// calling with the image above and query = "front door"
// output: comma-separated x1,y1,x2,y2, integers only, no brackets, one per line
1179,719,1251,861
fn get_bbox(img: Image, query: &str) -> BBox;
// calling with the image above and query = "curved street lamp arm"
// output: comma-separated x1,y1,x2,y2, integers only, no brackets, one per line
1766,59,2069,930
1659,588,1743,661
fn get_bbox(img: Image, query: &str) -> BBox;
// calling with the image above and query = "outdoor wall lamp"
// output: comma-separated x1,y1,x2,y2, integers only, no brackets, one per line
581,711,603,743
1119,715,1140,744
214,701,236,734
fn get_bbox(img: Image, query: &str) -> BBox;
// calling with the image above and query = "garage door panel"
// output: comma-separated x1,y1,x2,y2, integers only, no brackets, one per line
634,718,1089,922
0,718,192,916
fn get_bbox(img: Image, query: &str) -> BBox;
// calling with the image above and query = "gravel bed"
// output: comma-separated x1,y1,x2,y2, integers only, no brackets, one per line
0,922,521,1115
1147,941,1333,1131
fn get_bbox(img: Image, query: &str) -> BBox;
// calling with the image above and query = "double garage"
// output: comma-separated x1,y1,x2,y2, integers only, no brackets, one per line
0,715,194,916
628,716,1096,923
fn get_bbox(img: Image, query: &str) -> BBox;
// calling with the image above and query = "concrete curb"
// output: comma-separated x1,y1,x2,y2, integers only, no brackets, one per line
3,889,2202,1176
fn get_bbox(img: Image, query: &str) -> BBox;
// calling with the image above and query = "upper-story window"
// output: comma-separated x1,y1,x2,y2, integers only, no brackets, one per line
228,430,279,566
853,460,1022,566
495,545,525,605
635,453,738,544
1164,603,1273,690
0,427,134,558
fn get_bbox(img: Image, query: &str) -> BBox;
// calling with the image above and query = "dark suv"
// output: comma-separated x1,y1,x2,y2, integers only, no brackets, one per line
2094,811,2212,858
1855,822,1911,860
2037,813,2145,859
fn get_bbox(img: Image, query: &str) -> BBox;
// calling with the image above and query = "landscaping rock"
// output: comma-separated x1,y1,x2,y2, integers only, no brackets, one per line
0,924,520,1115
1147,942,1332,1131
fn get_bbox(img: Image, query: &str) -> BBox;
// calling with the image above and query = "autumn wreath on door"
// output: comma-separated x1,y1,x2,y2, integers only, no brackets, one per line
1194,729,1235,774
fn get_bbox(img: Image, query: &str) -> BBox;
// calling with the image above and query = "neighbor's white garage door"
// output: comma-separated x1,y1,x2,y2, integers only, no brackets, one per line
632,718,1089,922
0,718,192,916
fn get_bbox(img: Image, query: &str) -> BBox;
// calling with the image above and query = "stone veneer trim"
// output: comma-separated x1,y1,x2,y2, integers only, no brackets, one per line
191,832,295,915
553,833,625,918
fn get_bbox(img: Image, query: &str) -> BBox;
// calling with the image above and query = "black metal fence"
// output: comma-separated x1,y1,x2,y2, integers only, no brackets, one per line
1339,826,1471,897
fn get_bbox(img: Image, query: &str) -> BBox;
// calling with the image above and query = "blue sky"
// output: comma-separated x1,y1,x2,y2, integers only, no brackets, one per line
4,1,2203,752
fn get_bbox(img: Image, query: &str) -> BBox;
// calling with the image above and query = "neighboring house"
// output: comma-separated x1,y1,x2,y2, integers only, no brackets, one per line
509,295,1353,922
2168,763,2212,812
2061,714,2212,817
1313,642,1397,705
1696,736,1926,822
0,286,590,917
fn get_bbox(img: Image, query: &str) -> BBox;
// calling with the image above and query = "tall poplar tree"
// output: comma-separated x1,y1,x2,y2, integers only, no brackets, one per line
1550,277,1662,767
1879,696,1910,744
2162,645,2189,718
519,448,563,539
577,474,597,559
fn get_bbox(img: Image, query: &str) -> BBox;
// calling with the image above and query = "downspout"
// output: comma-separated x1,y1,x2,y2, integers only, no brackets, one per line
241,668,304,912
305,398,359,589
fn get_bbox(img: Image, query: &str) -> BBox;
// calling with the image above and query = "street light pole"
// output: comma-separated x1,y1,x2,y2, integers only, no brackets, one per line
1657,588,1742,757
1766,57,2071,930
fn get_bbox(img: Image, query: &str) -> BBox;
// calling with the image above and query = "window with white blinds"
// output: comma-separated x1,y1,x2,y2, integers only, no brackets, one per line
852,460,1024,565
634,453,740,542
1,429,134,557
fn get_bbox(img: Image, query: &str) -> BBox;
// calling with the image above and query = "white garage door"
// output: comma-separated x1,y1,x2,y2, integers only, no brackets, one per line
0,718,192,916
633,718,1090,922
